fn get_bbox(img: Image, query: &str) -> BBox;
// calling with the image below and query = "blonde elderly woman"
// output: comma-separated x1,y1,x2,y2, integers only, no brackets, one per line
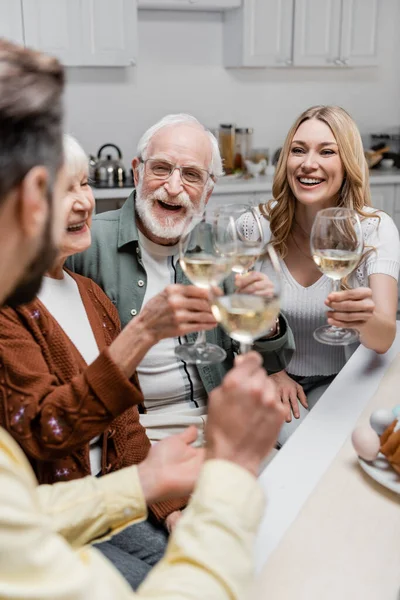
246,106,400,444
0,135,219,589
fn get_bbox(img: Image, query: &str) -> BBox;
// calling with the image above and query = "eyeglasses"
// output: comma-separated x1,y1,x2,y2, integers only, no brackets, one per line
140,158,211,187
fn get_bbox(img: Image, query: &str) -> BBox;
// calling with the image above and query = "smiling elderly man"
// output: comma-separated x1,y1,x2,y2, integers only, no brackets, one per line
69,114,294,446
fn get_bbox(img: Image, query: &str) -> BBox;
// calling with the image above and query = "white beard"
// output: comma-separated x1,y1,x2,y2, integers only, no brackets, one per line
135,179,207,240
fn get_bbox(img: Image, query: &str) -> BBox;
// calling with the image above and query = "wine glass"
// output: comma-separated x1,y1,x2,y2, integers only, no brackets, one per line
175,210,237,364
210,244,281,354
215,203,265,275
310,207,363,345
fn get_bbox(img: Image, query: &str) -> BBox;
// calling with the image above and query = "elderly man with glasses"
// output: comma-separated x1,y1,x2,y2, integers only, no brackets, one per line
69,115,294,511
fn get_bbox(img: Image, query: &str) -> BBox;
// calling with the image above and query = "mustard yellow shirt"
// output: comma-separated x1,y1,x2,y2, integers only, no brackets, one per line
0,426,265,599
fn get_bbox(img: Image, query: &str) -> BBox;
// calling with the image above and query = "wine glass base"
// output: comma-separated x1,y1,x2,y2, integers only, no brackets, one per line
313,325,359,346
175,342,227,365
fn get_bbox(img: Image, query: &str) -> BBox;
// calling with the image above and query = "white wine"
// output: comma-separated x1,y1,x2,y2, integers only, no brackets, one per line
211,294,280,343
312,249,360,280
180,255,232,288
231,252,260,275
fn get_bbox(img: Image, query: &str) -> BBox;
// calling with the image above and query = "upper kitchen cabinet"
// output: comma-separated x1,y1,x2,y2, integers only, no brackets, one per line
22,0,137,67
224,0,294,67
293,0,342,67
294,0,379,67
0,0,24,45
138,0,241,10
340,0,380,67
224,0,380,68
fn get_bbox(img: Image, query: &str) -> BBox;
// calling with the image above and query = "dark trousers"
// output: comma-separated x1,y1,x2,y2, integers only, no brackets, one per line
95,517,168,590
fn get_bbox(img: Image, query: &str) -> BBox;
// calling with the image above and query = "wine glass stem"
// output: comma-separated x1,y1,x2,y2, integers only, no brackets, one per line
330,279,342,331
194,330,207,346
240,342,252,354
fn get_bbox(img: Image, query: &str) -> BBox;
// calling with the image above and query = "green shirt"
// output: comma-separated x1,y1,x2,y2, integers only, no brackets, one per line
67,192,295,394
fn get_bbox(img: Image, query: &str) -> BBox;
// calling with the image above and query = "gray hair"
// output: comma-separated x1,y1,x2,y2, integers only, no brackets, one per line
63,134,88,179
137,113,223,182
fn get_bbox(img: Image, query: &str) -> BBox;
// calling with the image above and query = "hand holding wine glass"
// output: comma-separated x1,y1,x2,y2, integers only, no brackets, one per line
215,203,265,276
310,207,363,345
175,210,236,364
210,244,281,354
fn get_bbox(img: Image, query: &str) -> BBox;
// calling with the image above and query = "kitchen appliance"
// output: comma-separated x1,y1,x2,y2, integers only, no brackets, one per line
94,144,126,186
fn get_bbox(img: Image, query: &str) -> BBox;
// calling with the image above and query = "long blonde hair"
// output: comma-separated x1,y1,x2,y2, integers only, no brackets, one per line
262,105,375,258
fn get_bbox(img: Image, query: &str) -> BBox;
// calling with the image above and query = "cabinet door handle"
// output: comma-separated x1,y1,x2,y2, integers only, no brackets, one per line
342,58,349,66
285,59,293,66
334,58,343,66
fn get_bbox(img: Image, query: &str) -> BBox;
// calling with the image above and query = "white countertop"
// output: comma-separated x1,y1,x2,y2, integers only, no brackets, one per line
253,323,400,574
93,169,400,201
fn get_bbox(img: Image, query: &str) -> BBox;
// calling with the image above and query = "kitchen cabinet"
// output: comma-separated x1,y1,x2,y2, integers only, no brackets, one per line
22,0,137,67
294,0,379,67
138,0,240,9
224,0,294,68
224,0,380,68
369,184,395,215
293,0,342,67
393,185,400,232
0,0,24,45
340,0,380,67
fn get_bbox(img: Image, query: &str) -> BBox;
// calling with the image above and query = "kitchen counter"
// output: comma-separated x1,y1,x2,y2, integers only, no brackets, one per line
93,169,400,201
251,325,400,599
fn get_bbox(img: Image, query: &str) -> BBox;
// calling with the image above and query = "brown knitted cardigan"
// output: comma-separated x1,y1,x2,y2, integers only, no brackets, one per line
0,269,186,521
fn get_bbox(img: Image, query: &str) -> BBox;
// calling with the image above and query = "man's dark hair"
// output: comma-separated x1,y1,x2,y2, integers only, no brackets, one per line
0,38,65,203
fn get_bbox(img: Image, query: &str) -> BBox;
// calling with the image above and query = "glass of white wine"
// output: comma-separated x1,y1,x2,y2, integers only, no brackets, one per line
310,207,363,345
175,210,237,364
215,203,265,275
210,244,281,354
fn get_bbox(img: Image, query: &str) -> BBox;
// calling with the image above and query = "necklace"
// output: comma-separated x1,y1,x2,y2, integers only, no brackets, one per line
290,231,314,262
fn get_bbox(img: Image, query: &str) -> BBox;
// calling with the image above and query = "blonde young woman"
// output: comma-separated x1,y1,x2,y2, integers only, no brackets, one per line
251,106,400,444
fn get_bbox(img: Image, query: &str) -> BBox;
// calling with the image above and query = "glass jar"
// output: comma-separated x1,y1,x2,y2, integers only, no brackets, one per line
234,128,253,172
218,124,235,175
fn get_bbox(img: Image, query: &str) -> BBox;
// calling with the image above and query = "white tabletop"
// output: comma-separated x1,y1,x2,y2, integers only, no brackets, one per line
254,323,400,573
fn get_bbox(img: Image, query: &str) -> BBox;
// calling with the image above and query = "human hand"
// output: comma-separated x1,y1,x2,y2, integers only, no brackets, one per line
234,271,275,297
269,370,308,422
136,284,217,344
165,510,183,533
205,352,286,477
138,427,205,504
325,287,375,330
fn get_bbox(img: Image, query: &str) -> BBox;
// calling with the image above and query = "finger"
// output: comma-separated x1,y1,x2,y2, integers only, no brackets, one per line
327,318,364,329
288,390,300,419
327,287,372,302
178,426,198,445
236,281,274,296
175,309,217,325
297,385,308,409
166,284,210,300
326,299,375,312
327,311,372,323
170,295,214,314
281,393,292,422
235,272,262,286
178,322,217,336
233,351,262,373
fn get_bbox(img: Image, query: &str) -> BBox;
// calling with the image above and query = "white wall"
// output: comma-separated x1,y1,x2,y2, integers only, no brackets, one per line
64,0,400,165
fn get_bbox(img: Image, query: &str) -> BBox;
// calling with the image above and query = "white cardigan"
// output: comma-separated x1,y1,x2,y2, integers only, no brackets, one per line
250,207,400,377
